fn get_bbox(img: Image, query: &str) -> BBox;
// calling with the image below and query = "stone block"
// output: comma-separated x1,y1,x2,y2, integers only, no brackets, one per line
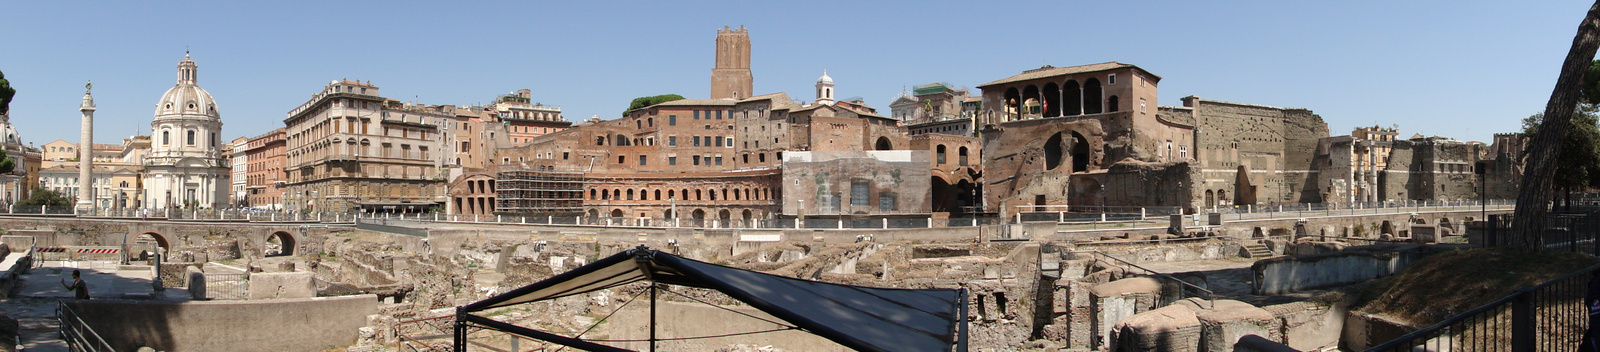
247,272,316,300
187,267,206,300
1091,277,1163,349
1109,303,1200,352
1410,225,1437,243
1266,300,1348,351
1196,300,1281,352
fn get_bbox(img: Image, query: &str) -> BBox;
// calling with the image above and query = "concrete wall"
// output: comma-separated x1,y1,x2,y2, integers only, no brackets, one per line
247,272,315,300
66,295,377,352
1251,246,1422,295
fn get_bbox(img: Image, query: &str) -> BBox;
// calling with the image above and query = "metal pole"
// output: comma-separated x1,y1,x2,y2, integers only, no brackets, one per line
650,283,658,352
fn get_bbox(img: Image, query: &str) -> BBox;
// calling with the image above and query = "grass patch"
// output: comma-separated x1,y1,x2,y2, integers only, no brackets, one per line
1354,247,1599,326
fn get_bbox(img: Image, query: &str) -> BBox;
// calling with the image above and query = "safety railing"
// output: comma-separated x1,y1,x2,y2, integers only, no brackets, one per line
204,273,250,300
1365,262,1600,351
57,301,115,352
1076,250,1216,309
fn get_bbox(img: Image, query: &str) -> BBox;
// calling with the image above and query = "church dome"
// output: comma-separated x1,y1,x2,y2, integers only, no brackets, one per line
154,53,220,120
817,70,833,85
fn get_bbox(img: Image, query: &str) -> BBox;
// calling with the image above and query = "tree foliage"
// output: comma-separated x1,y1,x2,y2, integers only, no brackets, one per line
0,70,14,115
0,149,14,174
622,94,685,116
17,188,70,207
1522,110,1600,200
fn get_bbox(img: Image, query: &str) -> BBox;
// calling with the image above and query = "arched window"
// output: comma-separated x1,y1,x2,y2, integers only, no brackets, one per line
1042,82,1061,117
626,189,634,200
590,189,596,200
936,145,947,164
709,190,717,201
187,130,196,145
1063,80,1082,116
162,131,170,145
1083,78,1103,114
1003,88,1021,120
668,189,676,199
654,189,661,200
695,189,703,200
1044,133,1064,170
959,147,970,166
1107,95,1120,112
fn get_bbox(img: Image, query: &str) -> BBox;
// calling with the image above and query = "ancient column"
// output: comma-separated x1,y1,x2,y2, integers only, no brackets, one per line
77,81,95,213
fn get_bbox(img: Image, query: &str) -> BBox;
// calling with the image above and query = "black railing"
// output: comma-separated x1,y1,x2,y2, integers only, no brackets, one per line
1484,212,1600,256
1365,262,1600,352
57,301,115,352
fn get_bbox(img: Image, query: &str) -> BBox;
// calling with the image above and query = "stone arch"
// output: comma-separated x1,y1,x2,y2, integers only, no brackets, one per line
134,232,171,257
1042,82,1061,117
1217,190,1228,205
875,137,893,150
742,209,753,220
719,210,732,220
1070,132,1090,172
1063,80,1082,116
266,231,296,257
587,209,599,218
1044,133,1065,170
1003,88,1021,119
1021,85,1041,116
610,209,624,218
692,209,706,220
1381,220,1395,235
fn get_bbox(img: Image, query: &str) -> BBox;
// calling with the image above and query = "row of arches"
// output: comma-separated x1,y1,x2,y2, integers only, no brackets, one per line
1204,189,1232,207
590,207,759,220
588,187,775,202
131,231,296,259
1002,78,1118,119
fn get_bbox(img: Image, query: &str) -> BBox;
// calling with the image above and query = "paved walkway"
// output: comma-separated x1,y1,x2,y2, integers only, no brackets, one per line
4,262,191,351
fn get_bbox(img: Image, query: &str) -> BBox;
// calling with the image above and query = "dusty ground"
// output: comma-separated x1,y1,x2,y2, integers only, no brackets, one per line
1355,247,1600,326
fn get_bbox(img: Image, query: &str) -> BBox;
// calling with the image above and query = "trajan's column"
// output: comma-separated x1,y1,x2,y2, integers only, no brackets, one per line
76,81,94,212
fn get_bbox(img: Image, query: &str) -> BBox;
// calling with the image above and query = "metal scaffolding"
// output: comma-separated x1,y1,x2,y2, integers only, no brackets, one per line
495,170,585,216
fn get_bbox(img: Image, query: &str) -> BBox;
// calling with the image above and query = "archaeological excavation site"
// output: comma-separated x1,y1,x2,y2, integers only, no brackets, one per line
0,203,1581,352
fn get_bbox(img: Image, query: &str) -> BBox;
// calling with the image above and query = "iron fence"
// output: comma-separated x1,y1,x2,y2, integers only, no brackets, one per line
1483,212,1600,256
1365,262,1600,352
204,273,250,300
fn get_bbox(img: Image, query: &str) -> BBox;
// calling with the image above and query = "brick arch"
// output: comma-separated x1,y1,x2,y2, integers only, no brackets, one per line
134,231,171,255
266,231,296,257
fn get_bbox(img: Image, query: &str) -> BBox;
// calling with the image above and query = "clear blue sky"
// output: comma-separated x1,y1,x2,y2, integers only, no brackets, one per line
0,1,1591,146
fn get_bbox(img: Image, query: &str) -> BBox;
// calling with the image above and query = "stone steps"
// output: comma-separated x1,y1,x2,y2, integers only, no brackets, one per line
1242,243,1273,258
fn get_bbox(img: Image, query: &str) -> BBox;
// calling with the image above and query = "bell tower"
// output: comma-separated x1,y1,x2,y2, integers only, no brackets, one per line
710,26,752,100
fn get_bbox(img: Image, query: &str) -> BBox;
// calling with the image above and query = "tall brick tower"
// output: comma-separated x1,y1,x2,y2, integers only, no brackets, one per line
711,26,752,100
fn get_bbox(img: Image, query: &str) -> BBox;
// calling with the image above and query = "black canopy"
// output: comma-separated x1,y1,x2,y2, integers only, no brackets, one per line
457,246,968,352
